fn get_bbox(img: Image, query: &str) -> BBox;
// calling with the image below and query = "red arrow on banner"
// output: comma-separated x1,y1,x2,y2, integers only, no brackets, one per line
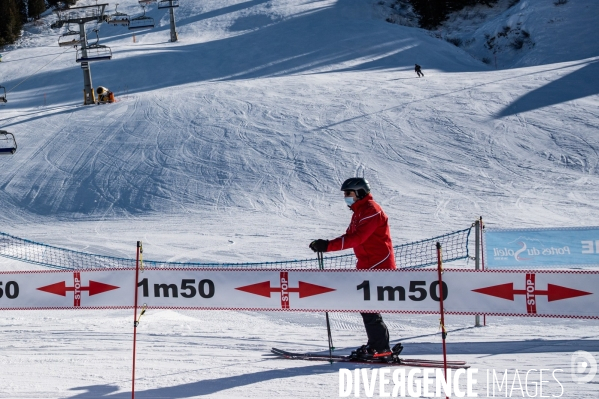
37,280,120,296
235,281,335,298
472,283,592,302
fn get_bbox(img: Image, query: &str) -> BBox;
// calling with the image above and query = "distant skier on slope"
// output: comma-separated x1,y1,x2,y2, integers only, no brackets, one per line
415,64,424,78
309,177,402,361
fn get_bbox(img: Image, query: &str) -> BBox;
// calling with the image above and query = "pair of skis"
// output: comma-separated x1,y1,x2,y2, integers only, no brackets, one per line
271,348,469,369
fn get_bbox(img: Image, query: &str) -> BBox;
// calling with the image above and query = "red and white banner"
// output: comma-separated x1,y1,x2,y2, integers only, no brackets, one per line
1,268,597,318
0,269,134,309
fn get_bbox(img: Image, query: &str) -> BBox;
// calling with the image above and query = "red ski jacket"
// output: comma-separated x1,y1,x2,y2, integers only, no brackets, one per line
326,194,396,270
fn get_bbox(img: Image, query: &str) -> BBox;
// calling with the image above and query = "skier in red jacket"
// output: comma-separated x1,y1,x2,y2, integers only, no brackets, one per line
309,178,402,360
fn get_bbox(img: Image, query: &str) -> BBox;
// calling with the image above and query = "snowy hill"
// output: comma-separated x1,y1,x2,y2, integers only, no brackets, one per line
0,0,598,397
381,0,599,68
1,0,597,263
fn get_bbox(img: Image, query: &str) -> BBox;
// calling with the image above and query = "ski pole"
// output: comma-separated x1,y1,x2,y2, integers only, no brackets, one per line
318,251,334,363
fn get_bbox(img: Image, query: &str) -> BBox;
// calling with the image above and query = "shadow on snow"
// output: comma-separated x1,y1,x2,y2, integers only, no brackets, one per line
66,363,341,398
64,338,599,397
1,0,481,108
496,60,599,117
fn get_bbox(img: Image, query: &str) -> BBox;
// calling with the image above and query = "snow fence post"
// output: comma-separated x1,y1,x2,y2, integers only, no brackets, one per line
436,242,449,399
131,241,143,399
474,219,481,327
480,216,487,326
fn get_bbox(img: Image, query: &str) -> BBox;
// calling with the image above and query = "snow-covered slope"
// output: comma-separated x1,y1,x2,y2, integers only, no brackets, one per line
0,0,598,397
1,0,598,262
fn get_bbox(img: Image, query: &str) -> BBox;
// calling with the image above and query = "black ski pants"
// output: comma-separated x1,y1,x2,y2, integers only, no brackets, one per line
361,312,390,352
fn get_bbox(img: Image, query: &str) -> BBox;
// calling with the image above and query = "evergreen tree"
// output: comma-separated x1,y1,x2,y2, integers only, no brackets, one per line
16,0,27,24
47,0,78,8
411,0,447,29
27,0,45,19
408,0,498,29
47,0,67,9
0,0,23,46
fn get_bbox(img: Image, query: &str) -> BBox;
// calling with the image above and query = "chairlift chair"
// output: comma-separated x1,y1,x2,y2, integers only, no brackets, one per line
51,19,65,29
128,6,155,30
51,9,66,29
0,86,7,103
157,0,179,9
108,3,130,26
76,29,112,63
0,130,17,155
58,27,80,47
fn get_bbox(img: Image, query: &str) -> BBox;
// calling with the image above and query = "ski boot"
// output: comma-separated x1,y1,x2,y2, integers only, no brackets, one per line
350,345,394,362
392,343,403,356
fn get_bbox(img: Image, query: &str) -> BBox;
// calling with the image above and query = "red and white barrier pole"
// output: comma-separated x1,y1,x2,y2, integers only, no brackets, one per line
436,242,449,399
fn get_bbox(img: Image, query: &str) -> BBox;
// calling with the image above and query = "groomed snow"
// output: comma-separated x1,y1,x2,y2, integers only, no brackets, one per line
0,0,598,397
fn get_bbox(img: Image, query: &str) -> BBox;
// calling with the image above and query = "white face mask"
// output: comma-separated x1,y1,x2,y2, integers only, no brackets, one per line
344,197,355,206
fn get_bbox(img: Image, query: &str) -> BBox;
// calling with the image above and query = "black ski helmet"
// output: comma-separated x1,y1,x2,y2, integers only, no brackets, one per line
341,177,370,199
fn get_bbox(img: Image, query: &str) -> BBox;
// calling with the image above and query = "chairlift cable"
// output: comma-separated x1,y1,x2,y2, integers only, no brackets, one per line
0,49,69,61
5,47,72,95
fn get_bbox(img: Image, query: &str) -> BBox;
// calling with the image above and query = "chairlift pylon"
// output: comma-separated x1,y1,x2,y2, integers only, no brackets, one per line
0,130,17,155
138,0,156,5
108,3,130,26
0,86,7,103
157,0,179,9
128,5,155,30
76,29,112,63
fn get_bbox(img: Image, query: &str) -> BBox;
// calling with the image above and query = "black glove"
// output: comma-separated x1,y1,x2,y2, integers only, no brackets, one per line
309,239,329,253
